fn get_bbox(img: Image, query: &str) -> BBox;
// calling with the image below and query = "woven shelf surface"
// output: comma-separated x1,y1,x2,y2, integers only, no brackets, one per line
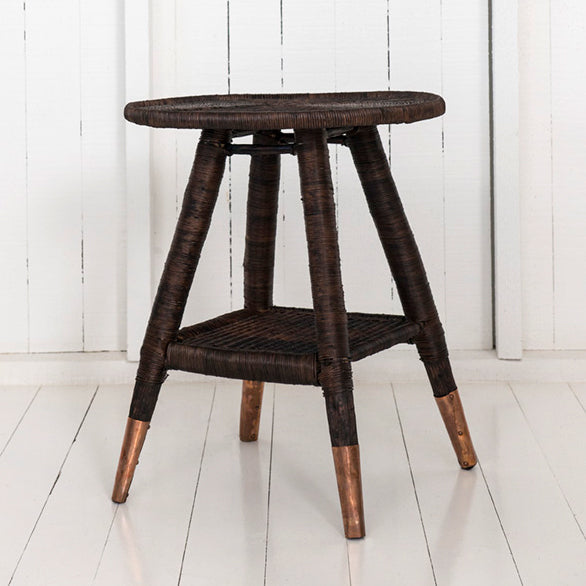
124,91,445,130
166,306,421,385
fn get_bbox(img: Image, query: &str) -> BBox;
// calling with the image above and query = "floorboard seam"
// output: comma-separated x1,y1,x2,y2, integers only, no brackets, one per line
510,383,586,542
8,384,99,585
0,385,41,458
263,385,276,586
391,384,438,586
92,506,119,583
477,460,524,585
176,384,217,586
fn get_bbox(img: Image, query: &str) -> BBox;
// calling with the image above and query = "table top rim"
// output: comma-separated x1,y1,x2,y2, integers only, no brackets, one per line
124,90,446,130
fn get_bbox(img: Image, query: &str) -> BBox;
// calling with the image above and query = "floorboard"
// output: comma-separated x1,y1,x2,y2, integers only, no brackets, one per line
93,383,215,586
465,382,586,585
347,383,436,585
393,382,522,586
264,385,351,586
10,384,125,585
178,381,273,586
2,379,586,584
512,383,586,542
0,385,96,585
0,386,39,454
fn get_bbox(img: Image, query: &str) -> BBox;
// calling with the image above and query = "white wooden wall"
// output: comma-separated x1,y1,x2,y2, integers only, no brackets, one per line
149,0,492,353
519,0,586,350
1,0,585,358
0,0,126,353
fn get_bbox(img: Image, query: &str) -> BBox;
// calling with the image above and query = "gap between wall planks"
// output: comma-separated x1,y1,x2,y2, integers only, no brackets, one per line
549,0,586,349
25,0,84,352
126,0,152,362
518,0,554,351
0,0,28,353
491,0,523,359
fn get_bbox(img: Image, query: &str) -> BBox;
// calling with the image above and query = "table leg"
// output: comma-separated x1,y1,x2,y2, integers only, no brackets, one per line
239,132,281,442
112,129,231,503
347,125,477,470
296,128,365,539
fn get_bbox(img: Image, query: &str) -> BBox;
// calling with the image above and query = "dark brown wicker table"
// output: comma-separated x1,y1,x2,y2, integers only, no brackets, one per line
112,91,477,539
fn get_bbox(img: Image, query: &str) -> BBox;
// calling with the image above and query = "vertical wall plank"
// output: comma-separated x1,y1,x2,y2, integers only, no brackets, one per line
492,0,523,359
551,1,586,349
26,0,83,352
149,0,178,318
0,1,28,352
280,0,337,309
442,0,492,349
125,0,151,360
335,0,394,314
175,0,230,326
228,0,282,308
388,0,445,322
518,0,554,349
281,0,337,92
80,0,126,351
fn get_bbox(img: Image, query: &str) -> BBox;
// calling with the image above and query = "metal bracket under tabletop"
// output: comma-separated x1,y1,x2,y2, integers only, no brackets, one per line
224,127,360,156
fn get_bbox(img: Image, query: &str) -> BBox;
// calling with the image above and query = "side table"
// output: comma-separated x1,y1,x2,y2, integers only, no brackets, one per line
112,91,477,539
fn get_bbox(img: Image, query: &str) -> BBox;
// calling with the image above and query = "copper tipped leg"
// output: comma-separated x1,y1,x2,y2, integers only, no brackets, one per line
239,380,264,442
332,445,365,539
435,389,477,469
112,418,150,503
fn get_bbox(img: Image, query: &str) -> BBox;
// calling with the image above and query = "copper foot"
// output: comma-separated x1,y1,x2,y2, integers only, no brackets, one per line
332,445,365,539
239,380,264,442
435,389,477,469
112,418,150,503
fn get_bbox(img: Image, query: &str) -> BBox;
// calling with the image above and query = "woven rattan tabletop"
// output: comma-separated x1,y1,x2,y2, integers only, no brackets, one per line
124,91,445,130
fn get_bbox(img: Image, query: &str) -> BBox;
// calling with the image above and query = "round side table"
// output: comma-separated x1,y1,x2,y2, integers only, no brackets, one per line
112,91,477,539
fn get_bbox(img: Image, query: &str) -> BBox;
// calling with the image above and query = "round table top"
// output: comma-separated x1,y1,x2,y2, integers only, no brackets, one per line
124,91,445,130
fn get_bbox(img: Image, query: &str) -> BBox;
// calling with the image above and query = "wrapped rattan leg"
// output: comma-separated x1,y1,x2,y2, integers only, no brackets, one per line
240,380,264,442
238,133,280,441
348,126,477,471
435,389,477,469
113,129,230,503
112,418,149,503
296,128,365,539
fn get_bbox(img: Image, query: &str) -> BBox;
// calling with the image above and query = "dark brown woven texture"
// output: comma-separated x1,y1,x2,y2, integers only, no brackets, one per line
115,91,474,541
166,307,420,385
347,126,456,397
243,132,280,310
296,128,358,447
126,98,456,426
124,91,445,131
130,129,230,421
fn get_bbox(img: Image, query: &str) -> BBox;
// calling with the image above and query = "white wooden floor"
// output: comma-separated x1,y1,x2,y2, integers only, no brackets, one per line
3,379,586,585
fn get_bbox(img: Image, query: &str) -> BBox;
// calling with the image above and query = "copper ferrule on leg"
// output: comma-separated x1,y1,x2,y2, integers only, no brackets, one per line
332,445,366,539
239,380,264,442
112,418,150,503
435,389,477,469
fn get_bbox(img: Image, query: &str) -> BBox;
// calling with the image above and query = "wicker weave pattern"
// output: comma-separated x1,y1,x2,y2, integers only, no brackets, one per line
113,92,479,540
296,128,358,446
174,307,418,356
125,104,456,422
243,132,280,310
347,126,456,397
130,129,230,421
167,306,419,385
124,91,445,130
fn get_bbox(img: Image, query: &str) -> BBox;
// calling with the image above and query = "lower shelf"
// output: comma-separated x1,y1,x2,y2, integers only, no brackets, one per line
166,306,421,385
